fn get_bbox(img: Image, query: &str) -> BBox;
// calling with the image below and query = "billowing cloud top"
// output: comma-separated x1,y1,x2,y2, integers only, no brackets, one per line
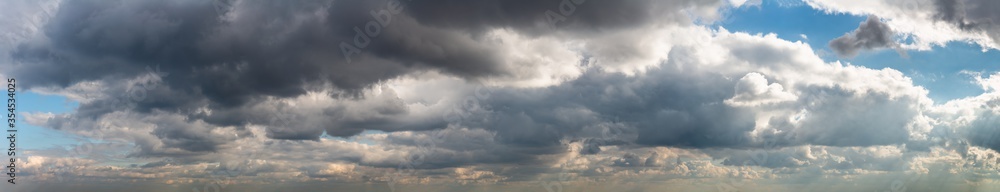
3,0,1000,191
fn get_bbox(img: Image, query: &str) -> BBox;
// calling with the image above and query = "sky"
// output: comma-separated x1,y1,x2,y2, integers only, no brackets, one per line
4,0,1000,191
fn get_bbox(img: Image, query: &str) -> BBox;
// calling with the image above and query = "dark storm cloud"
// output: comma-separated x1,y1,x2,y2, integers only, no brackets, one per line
933,0,1000,31
16,1,1000,188
10,0,423,106
10,0,724,145
829,16,901,58
935,0,975,30
17,0,924,169
12,0,720,105
402,0,720,33
932,0,1000,47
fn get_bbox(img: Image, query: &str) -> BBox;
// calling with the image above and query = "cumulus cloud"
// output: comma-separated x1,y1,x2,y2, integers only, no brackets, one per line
7,0,1000,191
6,0,733,144
929,72,1000,152
22,8,936,173
725,72,797,106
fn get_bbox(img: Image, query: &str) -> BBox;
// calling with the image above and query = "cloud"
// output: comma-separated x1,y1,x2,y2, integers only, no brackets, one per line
725,72,797,107
829,16,905,58
807,0,1000,51
459,28,930,149
7,0,733,144
24,19,935,167
930,72,1000,152
932,0,1000,38
9,0,1000,191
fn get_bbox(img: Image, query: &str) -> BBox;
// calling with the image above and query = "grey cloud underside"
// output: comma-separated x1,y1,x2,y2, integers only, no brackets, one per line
12,0,944,172
469,51,917,151
933,0,1000,47
12,0,716,102
403,0,721,34
935,0,1000,31
12,0,722,137
14,0,732,157
953,96,1000,152
468,68,756,148
829,16,900,58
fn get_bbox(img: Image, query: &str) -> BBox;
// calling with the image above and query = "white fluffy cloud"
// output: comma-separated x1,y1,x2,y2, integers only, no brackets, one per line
725,72,797,107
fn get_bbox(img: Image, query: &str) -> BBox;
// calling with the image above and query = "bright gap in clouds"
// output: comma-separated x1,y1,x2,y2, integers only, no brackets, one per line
16,91,79,150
